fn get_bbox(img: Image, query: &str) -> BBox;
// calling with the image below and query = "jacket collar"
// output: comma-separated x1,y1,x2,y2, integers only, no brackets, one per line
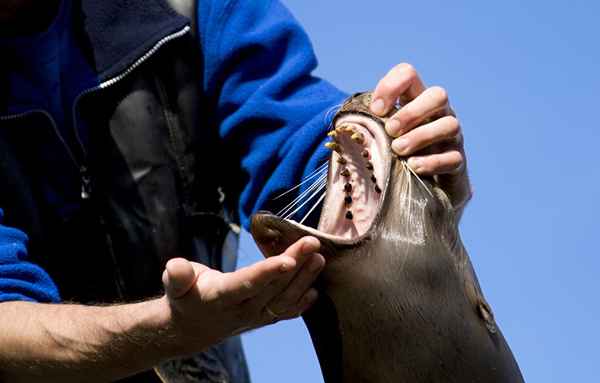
76,0,190,82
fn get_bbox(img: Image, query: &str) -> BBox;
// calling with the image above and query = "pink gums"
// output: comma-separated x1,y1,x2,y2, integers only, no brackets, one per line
318,114,388,239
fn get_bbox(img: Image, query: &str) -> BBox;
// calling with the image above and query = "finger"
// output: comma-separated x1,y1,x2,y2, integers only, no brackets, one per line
163,258,206,299
407,150,465,176
251,237,321,307
370,63,426,116
386,86,450,138
219,255,296,304
263,253,325,314
220,237,320,304
391,116,461,157
273,288,319,322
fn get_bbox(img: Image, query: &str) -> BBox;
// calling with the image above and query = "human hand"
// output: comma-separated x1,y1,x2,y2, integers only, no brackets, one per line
370,63,471,208
160,236,324,354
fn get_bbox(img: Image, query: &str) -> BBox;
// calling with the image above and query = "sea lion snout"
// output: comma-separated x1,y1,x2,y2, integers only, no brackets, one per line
251,212,321,258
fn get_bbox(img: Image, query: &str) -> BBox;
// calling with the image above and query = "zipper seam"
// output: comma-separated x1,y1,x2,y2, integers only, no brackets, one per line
1,25,192,159
0,25,192,199
71,25,192,160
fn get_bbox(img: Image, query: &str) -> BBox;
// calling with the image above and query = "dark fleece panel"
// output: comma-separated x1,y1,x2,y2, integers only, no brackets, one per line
78,0,190,80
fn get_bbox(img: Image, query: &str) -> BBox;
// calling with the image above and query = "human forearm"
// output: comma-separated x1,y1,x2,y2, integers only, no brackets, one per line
0,298,174,383
0,236,325,383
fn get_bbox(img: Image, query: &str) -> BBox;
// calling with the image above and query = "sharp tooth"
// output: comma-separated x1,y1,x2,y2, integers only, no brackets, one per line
351,132,364,144
327,130,338,138
325,142,342,153
366,162,374,170
340,168,350,177
345,210,354,220
337,156,347,165
344,195,353,205
344,126,355,134
375,185,382,194
371,175,377,183
362,150,370,159
344,183,352,193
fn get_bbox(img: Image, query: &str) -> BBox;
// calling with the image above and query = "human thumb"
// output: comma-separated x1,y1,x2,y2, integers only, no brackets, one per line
162,258,199,299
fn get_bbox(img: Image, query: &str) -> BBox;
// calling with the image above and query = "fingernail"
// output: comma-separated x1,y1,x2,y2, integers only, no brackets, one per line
408,157,423,171
392,138,409,155
386,119,401,136
309,255,324,272
370,98,385,115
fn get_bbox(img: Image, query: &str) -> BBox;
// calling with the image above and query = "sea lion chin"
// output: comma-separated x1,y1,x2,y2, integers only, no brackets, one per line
250,92,524,383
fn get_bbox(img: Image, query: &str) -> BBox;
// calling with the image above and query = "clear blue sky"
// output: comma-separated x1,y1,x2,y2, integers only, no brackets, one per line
238,1,600,382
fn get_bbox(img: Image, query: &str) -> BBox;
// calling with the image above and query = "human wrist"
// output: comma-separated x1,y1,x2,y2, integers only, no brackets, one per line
90,296,182,367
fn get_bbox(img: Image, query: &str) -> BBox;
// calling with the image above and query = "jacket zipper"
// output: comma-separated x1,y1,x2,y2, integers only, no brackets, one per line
0,25,192,200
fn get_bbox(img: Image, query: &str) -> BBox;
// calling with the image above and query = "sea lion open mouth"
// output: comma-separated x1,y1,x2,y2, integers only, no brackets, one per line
251,93,524,383
254,92,394,245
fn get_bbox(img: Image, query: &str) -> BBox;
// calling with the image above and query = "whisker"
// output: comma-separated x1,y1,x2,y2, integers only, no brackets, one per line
273,162,328,200
277,172,327,217
283,178,326,220
404,161,433,198
299,191,326,225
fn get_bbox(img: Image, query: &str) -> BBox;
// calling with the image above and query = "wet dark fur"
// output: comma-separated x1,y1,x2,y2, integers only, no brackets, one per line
251,93,524,383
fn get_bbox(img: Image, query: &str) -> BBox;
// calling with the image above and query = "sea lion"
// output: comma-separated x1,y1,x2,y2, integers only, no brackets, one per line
250,93,524,383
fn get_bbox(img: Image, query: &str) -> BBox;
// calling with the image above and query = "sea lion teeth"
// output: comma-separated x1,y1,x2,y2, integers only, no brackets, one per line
325,142,342,153
344,183,352,193
327,130,338,138
344,195,353,205
362,149,370,159
345,210,353,220
340,168,351,177
337,156,347,165
371,175,377,183
366,162,374,171
351,132,365,144
343,126,356,134
374,185,382,194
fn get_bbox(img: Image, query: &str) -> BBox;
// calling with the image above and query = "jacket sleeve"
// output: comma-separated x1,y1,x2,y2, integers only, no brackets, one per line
0,209,60,303
197,0,347,229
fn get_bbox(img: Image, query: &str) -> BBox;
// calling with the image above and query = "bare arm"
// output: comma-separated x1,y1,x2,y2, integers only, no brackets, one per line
0,237,324,383
0,298,172,382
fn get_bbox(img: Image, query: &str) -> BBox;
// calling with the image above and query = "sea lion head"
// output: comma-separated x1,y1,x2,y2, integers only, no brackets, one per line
251,91,454,263
250,92,523,383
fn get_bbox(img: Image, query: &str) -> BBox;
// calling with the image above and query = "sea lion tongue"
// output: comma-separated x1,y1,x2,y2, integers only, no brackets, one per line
250,92,524,383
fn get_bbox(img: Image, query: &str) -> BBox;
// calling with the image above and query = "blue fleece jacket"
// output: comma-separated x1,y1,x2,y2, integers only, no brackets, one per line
0,0,347,303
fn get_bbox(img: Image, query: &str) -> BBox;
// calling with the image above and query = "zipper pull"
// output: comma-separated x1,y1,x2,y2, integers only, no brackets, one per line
80,166,92,200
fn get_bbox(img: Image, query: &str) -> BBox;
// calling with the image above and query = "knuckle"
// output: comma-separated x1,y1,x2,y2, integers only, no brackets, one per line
430,86,449,105
397,109,417,127
417,159,432,174
377,79,395,97
444,116,461,137
397,63,417,78
431,157,443,172
450,150,464,166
